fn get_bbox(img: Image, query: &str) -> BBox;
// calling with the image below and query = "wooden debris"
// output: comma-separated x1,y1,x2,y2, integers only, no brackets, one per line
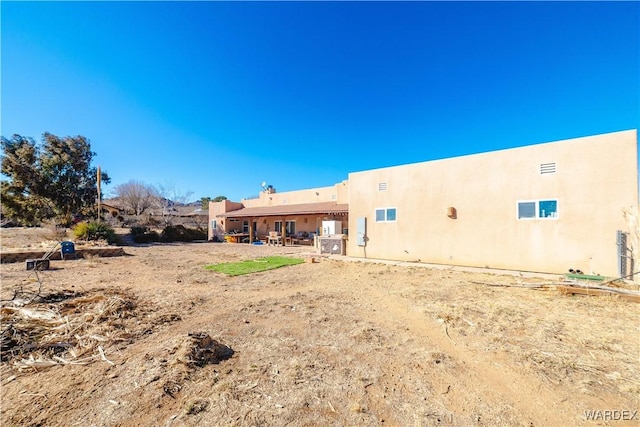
470,281,551,289
98,346,115,365
557,285,640,303
2,289,139,369
172,333,234,368
560,281,640,295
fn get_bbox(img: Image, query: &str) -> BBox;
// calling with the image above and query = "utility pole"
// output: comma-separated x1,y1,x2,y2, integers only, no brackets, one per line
97,165,102,220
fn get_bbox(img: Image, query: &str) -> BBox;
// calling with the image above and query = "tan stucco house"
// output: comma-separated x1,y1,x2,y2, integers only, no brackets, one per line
210,129,638,277
209,182,349,245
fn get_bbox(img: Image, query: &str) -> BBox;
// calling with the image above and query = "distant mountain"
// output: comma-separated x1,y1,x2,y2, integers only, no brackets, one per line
104,197,202,208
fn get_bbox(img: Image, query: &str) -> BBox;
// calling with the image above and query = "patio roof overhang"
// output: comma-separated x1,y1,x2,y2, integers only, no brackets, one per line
216,202,348,218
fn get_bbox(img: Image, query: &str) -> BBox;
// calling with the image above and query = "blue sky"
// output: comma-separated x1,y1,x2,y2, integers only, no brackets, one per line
2,1,638,202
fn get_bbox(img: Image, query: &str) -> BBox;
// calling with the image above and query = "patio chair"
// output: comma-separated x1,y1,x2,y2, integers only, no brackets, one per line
267,231,282,246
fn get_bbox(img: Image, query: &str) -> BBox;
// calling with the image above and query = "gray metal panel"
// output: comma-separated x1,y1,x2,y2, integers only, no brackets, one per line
617,230,630,277
356,216,366,247
319,237,345,255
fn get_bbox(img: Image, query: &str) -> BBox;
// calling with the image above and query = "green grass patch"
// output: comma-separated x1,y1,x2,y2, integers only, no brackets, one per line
205,256,304,276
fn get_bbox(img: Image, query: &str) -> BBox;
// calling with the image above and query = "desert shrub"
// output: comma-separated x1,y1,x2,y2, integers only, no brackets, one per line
73,221,117,244
161,225,207,242
41,227,69,242
130,226,149,236
146,217,161,227
129,226,160,243
120,217,135,227
132,231,160,243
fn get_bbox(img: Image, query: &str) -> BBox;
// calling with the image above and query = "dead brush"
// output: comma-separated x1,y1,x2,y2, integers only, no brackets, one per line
177,332,234,368
84,253,101,265
39,227,69,243
1,288,142,370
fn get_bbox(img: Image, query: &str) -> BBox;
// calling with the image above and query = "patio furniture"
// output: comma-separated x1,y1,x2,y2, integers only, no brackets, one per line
224,233,250,243
267,231,282,246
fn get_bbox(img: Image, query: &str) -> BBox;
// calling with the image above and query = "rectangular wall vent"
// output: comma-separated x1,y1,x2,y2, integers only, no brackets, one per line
540,162,557,174
378,182,387,191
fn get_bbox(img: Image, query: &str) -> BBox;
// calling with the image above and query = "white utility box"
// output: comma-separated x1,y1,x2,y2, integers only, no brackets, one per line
322,220,342,236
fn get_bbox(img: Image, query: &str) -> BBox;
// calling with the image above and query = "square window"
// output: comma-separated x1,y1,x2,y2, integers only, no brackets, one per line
375,208,397,222
517,202,536,219
386,208,397,221
538,200,557,218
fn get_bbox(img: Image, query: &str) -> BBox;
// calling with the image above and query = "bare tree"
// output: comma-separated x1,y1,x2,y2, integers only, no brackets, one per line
154,182,193,226
112,180,155,217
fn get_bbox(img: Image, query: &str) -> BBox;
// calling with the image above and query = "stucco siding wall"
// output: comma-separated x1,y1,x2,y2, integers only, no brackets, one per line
208,200,244,239
347,130,638,276
242,182,349,208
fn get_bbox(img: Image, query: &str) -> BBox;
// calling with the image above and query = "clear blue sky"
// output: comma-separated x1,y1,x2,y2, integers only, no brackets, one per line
2,1,638,202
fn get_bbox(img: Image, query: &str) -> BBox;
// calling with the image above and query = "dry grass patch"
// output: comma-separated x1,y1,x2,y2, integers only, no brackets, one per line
1,228,639,426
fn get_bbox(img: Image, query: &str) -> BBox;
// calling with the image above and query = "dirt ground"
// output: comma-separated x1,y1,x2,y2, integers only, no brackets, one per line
1,227,639,426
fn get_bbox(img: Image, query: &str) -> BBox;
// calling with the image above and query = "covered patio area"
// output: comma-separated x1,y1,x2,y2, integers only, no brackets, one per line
216,201,348,246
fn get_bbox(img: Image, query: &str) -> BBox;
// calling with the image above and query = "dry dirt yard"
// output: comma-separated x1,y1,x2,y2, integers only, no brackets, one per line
1,227,638,426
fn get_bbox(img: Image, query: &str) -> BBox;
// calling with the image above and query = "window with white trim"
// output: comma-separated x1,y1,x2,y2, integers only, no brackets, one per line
375,207,397,222
538,200,558,218
274,220,296,234
242,220,250,233
517,201,536,219
517,199,558,219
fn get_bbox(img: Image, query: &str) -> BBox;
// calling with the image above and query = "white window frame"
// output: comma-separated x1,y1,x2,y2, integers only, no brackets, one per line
242,220,250,233
274,220,296,234
517,199,559,220
375,207,397,222
517,200,537,220
538,199,558,219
